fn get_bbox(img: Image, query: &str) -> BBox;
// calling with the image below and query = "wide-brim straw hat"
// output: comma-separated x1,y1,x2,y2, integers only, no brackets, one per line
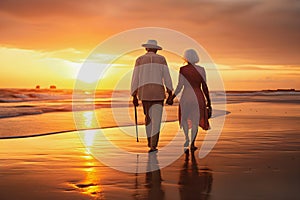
142,40,162,50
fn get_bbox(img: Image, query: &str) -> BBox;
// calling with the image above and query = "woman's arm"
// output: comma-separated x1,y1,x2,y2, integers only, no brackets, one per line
167,68,184,104
174,69,184,97
198,66,210,106
202,81,211,107
172,69,184,99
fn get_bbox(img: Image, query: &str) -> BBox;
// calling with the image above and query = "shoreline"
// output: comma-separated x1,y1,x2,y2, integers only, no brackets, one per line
0,107,230,139
0,100,299,199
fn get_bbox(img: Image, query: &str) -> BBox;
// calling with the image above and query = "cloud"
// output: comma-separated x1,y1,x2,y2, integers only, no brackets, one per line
0,0,100,18
0,0,299,66
226,64,300,71
44,48,89,63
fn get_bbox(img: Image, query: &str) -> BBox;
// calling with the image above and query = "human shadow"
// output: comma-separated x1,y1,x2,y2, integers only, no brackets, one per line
145,153,165,200
178,150,213,200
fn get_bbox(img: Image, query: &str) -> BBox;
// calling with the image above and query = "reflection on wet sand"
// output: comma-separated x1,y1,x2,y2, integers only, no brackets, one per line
73,111,213,199
145,153,165,200
178,150,213,200
73,111,102,197
71,150,103,198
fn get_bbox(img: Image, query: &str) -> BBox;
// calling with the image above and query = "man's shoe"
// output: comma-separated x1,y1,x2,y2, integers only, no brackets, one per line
148,148,158,153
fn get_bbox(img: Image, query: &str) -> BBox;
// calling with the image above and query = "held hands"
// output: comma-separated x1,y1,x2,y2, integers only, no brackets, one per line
133,95,139,107
166,94,175,105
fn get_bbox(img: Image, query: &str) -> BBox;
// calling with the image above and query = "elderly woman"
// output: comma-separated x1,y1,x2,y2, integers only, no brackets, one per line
170,49,211,151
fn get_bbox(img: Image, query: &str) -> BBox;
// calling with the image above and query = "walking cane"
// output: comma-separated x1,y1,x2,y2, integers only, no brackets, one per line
134,105,139,142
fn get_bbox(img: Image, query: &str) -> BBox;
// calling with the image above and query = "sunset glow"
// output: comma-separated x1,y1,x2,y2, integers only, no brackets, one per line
0,0,299,90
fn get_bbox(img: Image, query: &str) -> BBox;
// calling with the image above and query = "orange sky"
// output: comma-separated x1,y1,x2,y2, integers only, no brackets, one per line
0,0,299,90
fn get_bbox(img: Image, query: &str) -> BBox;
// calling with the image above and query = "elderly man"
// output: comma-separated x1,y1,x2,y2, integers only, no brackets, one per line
131,40,173,152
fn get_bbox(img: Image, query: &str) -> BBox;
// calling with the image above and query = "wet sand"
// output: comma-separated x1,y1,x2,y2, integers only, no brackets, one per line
0,101,299,200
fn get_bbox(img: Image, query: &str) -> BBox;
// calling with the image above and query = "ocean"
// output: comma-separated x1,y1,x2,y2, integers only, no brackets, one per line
0,88,299,139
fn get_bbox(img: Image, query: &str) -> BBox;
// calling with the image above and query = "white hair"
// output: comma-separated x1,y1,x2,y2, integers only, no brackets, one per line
183,49,199,64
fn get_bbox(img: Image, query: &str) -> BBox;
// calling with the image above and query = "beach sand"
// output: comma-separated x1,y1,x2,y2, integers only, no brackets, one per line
0,101,299,200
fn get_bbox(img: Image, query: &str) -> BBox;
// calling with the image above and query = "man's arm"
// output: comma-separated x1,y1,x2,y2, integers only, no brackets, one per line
131,59,140,96
162,58,173,92
161,57,174,105
131,59,140,106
